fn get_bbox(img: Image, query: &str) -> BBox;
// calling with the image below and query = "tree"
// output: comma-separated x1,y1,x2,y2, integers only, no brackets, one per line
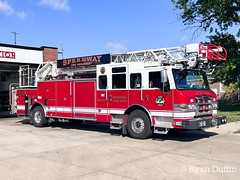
207,33,240,90
172,0,240,36
172,0,240,91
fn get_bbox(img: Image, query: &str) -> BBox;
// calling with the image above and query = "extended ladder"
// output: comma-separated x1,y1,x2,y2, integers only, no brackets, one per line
111,43,227,69
31,43,227,85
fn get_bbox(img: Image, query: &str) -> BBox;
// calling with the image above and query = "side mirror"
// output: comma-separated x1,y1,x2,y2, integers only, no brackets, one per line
161,70,170,93
161,70,168,83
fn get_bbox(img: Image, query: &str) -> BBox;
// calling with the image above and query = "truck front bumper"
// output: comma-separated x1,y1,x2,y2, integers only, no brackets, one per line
182,116,227,129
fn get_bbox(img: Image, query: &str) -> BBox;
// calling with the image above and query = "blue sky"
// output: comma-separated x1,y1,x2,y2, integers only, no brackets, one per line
0,0,218,59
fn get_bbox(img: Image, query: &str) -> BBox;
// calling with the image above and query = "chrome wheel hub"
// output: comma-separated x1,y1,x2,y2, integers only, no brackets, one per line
34,111,42,123
131,117,145,134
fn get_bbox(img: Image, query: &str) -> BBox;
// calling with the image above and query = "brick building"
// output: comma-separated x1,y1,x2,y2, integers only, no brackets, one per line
209,82,226,100
209,81,238,100
0,43,58,107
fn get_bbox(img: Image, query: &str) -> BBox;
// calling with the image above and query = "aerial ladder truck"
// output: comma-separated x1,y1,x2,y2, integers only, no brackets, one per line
11,43,227,139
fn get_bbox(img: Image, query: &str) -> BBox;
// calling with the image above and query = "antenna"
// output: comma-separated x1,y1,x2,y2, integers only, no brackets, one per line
11,31,19,45
58,41,64,59
61,41,63,59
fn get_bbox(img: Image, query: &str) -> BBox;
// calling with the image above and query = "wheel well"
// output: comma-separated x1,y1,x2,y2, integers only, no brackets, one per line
30,103,44,113
124,105,153,126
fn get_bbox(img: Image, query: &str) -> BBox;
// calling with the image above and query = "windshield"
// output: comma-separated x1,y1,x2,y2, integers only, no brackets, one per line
172,69,210,90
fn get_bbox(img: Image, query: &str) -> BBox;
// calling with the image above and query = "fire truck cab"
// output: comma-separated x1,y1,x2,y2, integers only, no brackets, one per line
12,43,227,139
96,61,225,139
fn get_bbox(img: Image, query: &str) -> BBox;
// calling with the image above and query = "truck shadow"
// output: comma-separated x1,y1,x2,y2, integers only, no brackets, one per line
51,121,123,136
19,119,218,142
152,130,217,142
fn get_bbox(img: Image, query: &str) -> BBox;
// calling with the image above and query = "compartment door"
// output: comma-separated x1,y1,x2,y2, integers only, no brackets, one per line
73,80,96,120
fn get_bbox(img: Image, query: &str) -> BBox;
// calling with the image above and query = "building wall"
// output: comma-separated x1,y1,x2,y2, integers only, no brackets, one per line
0,45,43,64
0,43,58,107
0,44,58,64
210,82,237,100
210,83,222,99
42,47,58,62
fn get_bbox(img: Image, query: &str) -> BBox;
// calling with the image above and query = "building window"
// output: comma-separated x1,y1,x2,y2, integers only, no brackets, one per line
130,73,141,89
220,83,226,92
99,75,107,89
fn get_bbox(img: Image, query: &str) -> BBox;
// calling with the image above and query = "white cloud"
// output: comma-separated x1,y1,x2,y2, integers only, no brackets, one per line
104,41,128,54
38,0,70,11
17,11,27,20
0,0,14,16
0,1,27,20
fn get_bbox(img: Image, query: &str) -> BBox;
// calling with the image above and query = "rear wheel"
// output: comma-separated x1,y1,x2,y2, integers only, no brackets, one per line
32,106,48,127
127,110,152,139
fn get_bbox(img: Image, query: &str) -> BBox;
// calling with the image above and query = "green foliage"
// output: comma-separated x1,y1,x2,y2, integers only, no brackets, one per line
218,111,240,122
225,82,239,92
207,33,240,88
172,1,240,89
172,0,240,35
218,100,240,123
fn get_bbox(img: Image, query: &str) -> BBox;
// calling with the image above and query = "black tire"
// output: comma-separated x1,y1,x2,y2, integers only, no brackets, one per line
127,110,152,139
32,106,48,127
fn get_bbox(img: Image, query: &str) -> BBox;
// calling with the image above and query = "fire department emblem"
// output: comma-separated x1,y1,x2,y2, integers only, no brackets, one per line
155,96,165,107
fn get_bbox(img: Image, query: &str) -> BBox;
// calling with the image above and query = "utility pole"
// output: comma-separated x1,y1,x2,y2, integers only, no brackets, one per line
11,31,18,45
237,75,240,101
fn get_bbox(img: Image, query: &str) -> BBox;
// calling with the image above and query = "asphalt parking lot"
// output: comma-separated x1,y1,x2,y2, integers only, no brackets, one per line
0,115,239,180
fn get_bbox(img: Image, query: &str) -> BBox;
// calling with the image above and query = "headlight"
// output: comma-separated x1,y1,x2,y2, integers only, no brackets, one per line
212,103,218,110
174,104,187,111
174,104,197,111
188,104,197,110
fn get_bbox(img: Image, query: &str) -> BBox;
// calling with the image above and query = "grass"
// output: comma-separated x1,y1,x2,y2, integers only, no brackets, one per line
218,100,240,123
235,130,240,134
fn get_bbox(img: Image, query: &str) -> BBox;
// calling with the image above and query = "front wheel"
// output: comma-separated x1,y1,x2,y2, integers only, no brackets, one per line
32,106,48,127
127,110,152,139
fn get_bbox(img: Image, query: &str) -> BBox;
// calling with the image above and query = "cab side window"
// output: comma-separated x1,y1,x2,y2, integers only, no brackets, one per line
112,67,126,89
130,73,141,89
149,71,161,88
99,75,107,89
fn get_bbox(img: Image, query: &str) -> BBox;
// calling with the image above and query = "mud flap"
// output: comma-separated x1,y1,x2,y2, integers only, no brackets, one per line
25,95,30,117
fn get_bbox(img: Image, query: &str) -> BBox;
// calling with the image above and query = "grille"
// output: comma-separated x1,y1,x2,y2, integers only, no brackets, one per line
196,96,212,116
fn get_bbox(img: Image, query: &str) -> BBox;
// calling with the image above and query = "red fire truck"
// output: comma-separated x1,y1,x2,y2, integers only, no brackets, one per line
11,43,227,139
